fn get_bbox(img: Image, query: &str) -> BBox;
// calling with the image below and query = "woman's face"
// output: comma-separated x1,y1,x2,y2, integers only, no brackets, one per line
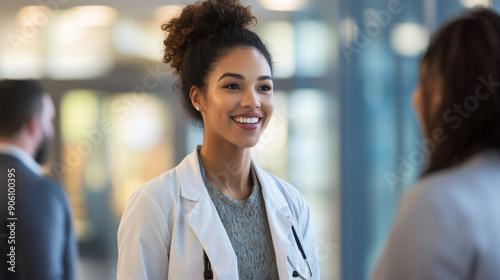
196,46,274,149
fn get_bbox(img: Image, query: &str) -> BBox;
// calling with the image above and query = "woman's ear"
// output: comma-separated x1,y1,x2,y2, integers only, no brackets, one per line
189,86,203,111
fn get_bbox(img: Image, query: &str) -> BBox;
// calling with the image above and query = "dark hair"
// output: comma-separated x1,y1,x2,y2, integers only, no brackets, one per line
0,80,46,137
161,0,273,124
420,8,500,175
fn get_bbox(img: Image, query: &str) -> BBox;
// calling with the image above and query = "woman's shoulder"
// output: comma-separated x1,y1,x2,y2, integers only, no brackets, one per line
124,149,205,213
139,168,180,196
403,149,500,222
412,149,500,194
123,164,186,215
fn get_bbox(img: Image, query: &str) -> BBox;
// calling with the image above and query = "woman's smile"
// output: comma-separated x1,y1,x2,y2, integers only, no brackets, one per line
231,112,263,130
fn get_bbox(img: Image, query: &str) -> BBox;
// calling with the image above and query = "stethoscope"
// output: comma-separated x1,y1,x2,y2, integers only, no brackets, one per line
203,225,313,280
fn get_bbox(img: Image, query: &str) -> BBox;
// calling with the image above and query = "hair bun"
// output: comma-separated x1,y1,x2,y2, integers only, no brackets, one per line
162,0,257,75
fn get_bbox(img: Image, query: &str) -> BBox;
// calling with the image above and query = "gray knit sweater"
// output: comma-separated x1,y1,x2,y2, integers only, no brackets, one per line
199,158,280,280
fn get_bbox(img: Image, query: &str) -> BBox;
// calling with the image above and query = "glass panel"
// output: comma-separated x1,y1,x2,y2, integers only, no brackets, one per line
106,93,175,217
0,18,45,79
288,89,340,279
59,90,175,265
252,91,289,178
258,21,295,78
295,21,331,77
46,9,115,79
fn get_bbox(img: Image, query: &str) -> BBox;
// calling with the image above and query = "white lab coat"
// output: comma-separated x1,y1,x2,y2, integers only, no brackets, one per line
117,147,320,280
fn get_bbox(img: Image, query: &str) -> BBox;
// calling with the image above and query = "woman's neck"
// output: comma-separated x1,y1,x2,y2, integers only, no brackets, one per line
199,139,253,200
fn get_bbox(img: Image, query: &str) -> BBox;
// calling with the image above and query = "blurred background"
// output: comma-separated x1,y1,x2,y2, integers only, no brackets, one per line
0,0,498,279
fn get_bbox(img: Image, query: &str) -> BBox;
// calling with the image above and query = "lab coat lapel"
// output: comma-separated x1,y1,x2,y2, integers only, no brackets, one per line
177,147,238,280
253,161,294,279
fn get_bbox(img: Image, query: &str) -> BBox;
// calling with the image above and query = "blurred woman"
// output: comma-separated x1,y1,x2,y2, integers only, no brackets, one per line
372,8,500,280
116,0,319,279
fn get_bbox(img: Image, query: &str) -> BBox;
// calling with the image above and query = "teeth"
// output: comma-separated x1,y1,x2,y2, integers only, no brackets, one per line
234,117,259,124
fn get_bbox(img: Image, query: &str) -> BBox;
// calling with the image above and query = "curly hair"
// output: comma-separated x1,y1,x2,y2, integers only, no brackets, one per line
161,0,273,124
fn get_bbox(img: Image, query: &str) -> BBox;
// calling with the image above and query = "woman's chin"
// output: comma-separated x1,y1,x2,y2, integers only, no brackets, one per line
232,137,261,149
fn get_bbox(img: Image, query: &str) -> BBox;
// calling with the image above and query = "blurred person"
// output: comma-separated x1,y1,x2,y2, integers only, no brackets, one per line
0,80,77,280
372,8,500,280
117,0,319,279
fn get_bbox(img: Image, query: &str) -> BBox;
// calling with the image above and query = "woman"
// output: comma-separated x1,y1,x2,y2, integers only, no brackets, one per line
372,8,500,280
117,0,319,279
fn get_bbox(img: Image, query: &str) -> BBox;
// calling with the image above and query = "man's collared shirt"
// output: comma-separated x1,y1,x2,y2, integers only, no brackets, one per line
0,143,41,175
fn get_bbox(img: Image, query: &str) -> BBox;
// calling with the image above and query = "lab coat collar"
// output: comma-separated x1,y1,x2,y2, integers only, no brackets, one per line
176,146,205,201
176,146,238,279
176,146,293,279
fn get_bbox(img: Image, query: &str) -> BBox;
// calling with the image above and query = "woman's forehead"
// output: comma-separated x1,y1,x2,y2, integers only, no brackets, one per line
211,47,272,79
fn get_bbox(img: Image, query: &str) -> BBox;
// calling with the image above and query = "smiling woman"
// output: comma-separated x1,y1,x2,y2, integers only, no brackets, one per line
197,47,275,158
116,0,320,280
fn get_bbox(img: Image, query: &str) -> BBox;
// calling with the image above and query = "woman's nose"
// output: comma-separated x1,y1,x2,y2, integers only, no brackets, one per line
241,88,261,108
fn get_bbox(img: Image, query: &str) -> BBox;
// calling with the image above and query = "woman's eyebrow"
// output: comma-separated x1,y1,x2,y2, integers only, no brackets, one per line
217,73,273,82
218,73,244,81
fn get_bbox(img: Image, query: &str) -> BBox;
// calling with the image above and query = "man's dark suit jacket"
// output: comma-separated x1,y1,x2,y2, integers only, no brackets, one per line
0,154,77,280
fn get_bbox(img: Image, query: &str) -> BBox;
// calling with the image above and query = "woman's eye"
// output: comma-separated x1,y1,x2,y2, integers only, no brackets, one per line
224,83,240,90
259,85,272,91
